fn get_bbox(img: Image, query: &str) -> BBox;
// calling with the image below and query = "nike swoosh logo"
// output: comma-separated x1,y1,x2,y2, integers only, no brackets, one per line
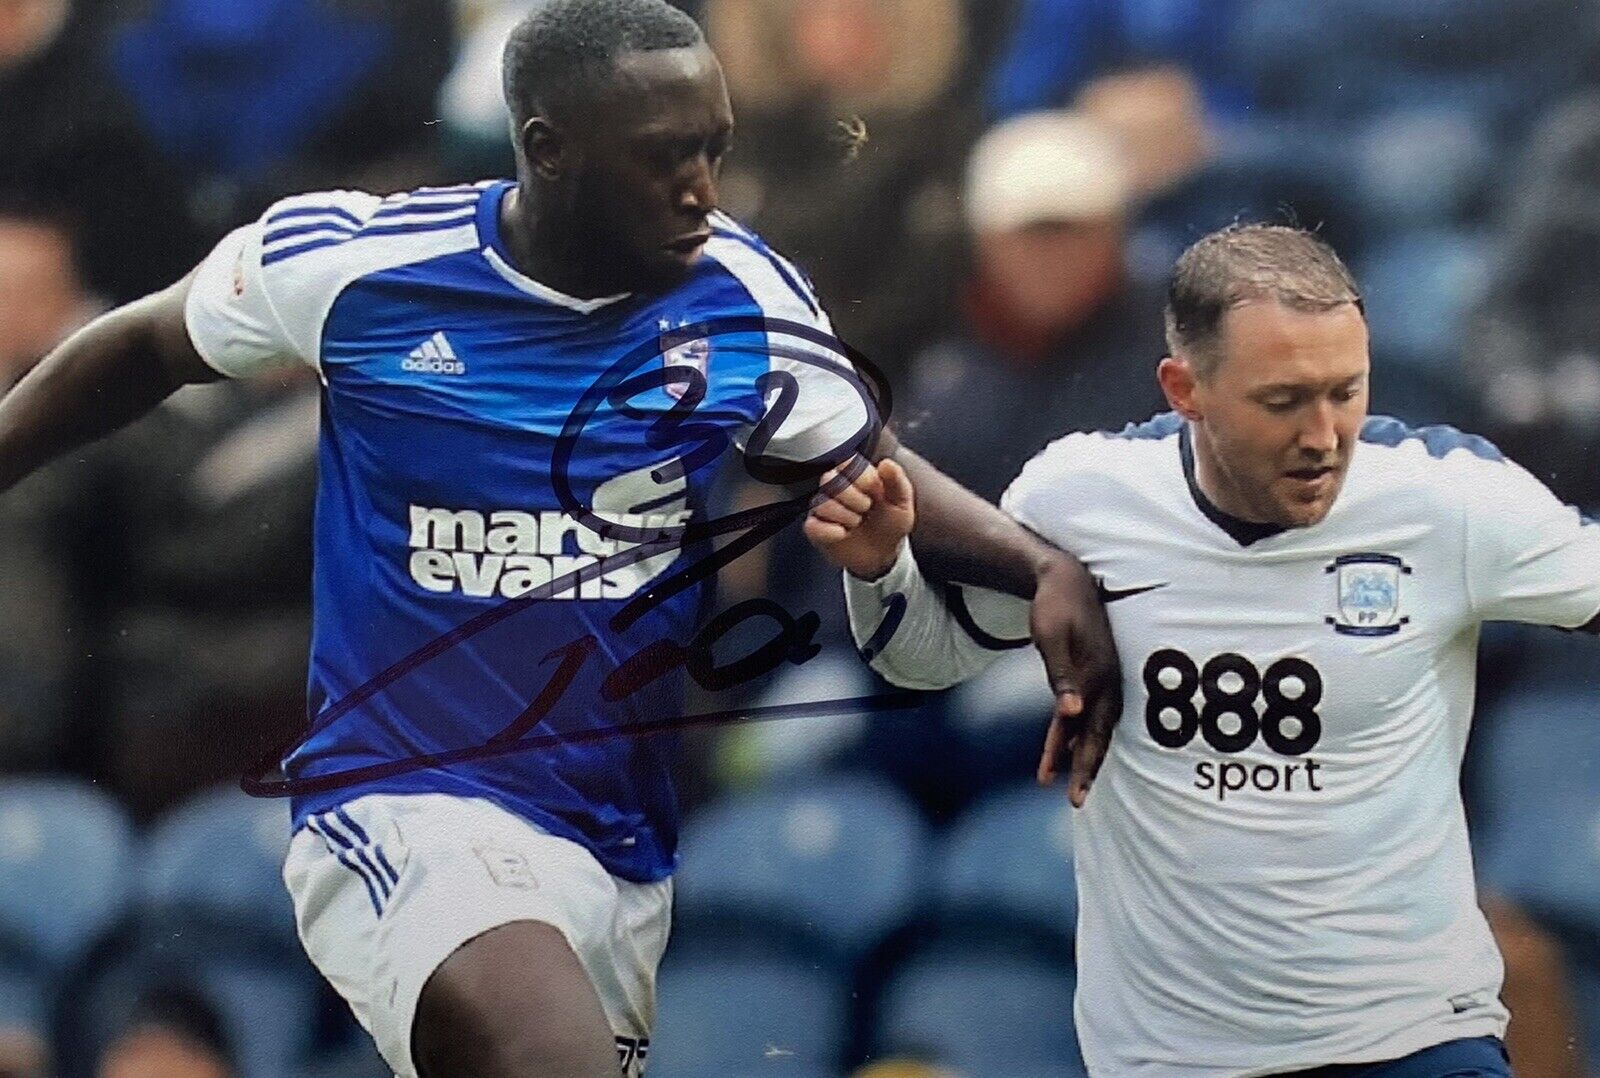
1095,580,1169,604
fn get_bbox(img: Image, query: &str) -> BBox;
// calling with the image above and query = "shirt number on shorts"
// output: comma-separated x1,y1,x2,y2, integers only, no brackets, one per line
1142,649,1323,755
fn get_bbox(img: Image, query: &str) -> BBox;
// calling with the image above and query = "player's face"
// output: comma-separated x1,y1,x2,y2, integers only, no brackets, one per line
1190,300,1370,528
569,44,733,292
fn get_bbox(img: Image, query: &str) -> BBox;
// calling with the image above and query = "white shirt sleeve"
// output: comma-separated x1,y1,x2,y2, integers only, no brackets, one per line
183,221,311,379
707,223,876,464
1463,457,1600,628
754,311,876,463
844,540,1033,690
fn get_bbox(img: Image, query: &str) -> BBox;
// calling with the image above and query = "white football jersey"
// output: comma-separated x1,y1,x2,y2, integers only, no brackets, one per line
846,412,1600,1077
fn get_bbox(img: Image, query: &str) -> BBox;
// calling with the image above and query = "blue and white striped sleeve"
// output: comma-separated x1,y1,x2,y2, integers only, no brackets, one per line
184,220,303,378
184,190,382,378
706,218,876,464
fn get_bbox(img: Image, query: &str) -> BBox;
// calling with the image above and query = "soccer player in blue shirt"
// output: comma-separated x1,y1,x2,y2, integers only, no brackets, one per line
0,1,1118,1074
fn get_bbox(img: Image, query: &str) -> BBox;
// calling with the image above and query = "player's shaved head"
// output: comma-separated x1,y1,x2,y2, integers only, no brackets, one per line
502,0,705,128
1166,224,1363,380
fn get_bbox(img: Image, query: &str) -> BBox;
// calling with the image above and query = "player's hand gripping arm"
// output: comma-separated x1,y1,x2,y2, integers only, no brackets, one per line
808,445,1123,806
0,272,217,493
806,456,1014,690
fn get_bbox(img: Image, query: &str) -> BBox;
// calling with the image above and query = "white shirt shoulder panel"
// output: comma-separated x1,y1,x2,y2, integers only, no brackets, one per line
1001,420,1184,552
185,186,488,377
706,212,873,463
1455,451,1600,627
1353,419,1600,629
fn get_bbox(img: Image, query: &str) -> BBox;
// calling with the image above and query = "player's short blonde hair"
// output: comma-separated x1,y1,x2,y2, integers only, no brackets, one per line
1165,224,1363,380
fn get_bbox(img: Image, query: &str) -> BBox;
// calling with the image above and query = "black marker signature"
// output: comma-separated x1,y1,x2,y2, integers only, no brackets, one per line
242,317,909,798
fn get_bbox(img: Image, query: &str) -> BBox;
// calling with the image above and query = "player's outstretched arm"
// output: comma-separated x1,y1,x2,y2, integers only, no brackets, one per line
0,271,217,494
811,457,1026,684
808,438,1122,805
883,433,1122,772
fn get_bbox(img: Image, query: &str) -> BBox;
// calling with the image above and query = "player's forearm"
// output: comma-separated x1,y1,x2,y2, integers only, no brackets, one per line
844,541,1018,689
0,283,203,493
888,444,1063,598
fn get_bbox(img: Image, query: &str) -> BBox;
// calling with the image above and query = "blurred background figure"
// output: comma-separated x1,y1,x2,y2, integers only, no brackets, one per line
96,981,236,1078
106,0,456,234
0,197,99,773
0,994,48,1078
985,0,1250,123
1076,63,1213,204
0,196,100,396
703,0,980,381
0,0,200,301
80,369,319,820
902,110,1166,502
0,196,317,817
1463,90,1600,512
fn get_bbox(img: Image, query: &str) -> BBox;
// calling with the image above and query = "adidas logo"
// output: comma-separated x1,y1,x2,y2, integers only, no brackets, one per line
402,332,466,375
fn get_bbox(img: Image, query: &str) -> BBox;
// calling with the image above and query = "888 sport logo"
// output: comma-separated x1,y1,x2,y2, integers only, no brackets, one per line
1142,649,1328,801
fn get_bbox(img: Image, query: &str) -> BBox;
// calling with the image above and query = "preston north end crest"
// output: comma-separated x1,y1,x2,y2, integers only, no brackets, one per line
1325,553,1411,636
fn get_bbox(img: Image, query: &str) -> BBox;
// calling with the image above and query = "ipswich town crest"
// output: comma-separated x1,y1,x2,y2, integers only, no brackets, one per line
1325,553,1411,636
657,318,710,401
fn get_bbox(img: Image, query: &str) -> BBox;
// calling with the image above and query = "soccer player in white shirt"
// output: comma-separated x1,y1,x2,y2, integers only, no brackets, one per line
809,224,1600,1077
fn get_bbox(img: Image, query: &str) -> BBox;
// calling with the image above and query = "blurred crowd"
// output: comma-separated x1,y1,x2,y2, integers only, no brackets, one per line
1,0,1599,1076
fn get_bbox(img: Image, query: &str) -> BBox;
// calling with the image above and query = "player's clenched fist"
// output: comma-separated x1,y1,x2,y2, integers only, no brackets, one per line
803,457,916,581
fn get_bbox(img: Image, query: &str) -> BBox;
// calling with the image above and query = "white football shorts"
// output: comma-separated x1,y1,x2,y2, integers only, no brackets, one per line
282,792,672,1077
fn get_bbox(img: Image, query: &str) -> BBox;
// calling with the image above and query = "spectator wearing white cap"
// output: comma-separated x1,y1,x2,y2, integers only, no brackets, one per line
900,110,1168,503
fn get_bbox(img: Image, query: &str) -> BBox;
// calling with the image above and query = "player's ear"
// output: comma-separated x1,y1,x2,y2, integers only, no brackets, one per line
1157,355,1202,421
521,117,566,182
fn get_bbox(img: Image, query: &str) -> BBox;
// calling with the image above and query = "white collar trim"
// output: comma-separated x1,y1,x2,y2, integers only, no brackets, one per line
480,246,631,313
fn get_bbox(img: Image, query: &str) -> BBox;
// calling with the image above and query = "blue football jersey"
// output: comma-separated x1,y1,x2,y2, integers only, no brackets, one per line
185,180,873,880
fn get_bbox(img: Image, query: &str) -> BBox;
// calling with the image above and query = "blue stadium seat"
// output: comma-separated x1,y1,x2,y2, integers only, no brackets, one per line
133,784,318,1078
196,957,323,1078
1475,688,1600,931
1562,949,1600,1078
1358,230,1490,374
1339,0,1574,60
1225,0,1346,109
936,783,1077,941
1497,625,1600,696
945,649,1057,796
0,965,45,1039
874,948,1085,1074
298,1037,393,1078
0,777,134,972
648,950,849,1077
1472,682,1600,1070
1365,364,1484,432
674,774,931,955
137,782,297,944
724,648,877,781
